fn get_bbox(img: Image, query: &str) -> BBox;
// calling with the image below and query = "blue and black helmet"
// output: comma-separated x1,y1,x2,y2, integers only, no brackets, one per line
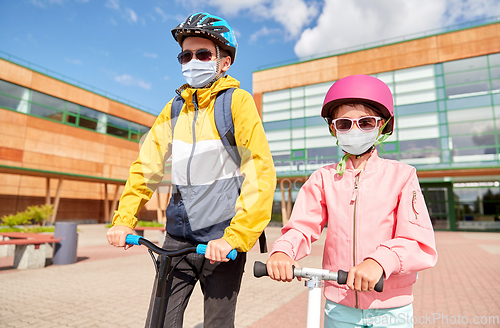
171,12,238,63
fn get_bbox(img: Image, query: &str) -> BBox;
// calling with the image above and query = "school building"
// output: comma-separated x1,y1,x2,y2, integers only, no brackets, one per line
0,54,167,224
252,19,500,231
1,19,500,231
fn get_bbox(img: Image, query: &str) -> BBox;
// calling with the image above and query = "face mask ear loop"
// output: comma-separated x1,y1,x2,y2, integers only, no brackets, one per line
337,153,351,176
324,117,336,137
374,117,392,149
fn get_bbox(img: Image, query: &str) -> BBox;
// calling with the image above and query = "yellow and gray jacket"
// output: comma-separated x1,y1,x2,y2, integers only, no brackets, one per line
112,76,276,252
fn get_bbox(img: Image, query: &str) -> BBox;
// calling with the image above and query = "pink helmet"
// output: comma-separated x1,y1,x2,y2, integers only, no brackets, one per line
321,75,394,135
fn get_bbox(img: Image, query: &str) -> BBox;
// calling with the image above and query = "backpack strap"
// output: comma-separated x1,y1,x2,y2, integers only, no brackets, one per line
214,88,241,166
170,95,185,138
213,88,268,253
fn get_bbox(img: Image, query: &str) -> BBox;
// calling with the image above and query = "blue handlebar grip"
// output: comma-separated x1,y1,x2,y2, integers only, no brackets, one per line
125,234,143,245
196,244,237,260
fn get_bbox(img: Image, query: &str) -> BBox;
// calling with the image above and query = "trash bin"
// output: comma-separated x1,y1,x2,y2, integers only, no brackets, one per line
53,222,78,265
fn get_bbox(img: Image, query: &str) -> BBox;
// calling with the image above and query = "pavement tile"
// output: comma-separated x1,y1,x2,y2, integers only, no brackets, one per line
0,225,499,327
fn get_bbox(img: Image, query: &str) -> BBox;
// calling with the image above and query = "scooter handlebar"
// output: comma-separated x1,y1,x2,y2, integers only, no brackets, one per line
124,234,237,260
253,261,383,292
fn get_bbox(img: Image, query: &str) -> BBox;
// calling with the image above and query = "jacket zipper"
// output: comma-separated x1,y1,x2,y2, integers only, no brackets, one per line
184,92,199,237
412,190,419,220
351,173,360,309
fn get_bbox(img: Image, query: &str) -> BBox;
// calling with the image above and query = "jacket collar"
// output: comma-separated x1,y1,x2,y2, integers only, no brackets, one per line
344,149,382,173
180,75,240,109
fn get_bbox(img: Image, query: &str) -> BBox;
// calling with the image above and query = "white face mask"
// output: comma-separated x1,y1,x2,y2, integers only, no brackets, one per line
182,59,218,88
336,128,379,155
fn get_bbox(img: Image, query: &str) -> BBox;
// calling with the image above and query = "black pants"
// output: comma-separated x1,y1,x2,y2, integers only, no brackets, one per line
145,233,246,328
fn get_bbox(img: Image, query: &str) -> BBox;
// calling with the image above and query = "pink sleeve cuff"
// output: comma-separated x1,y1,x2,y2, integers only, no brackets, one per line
366,246,400,279
269,239,295,260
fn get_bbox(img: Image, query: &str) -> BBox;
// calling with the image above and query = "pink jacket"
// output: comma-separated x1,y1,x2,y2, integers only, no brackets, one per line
270,150,438,309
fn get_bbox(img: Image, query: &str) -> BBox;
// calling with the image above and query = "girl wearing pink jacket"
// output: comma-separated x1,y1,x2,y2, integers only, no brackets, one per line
267,75,438,328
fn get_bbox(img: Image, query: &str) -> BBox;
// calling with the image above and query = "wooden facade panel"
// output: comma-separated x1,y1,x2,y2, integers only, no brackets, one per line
108,101,156,127
105,135,139,151
1,109,28,125
254,23,500,94
0,59,33,88
0,120,26,139
0,147,23,162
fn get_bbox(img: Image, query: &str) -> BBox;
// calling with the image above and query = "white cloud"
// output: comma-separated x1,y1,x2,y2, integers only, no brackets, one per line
106,0,119,10
125,7,138,23
66,58,83,65
144,53,158,58
249,26,282,43
155,7,169,22
180,0,320,39
294,0,500,58
114,74,152,90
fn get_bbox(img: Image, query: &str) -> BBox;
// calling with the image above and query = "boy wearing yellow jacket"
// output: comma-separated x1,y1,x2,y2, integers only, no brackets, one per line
107,12,276,328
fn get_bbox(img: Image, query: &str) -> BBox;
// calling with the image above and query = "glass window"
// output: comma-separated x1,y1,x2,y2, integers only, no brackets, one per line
489,53,500,67
30,103,63,121
0,80,27,99
307,146,337,158
31,91,65,111
379,142,397,152
397,113,438,129
451,134,496,148
79,106,106,132
452,148,497,163
263,120,289,131
305,125,329,138
395,90,436,106
291,87,304,98
263,100,290,113
292,139,305,149
305,106,321,117
269,140,291,152
395,78,435,94
0,93,28,112
396,101,438,116
304,81,331,96
65,102,80,114
291,118,304,128
399,138,440,152
398,126,440,141
305,116,325,126
304,94,324,107
291,108,304,119
107,115,129,138
263,110,290,122
448,121,495,136
444,69,489,86
306,136,333,149
291,128,304,139
291,98,304,108
492,80,500,93
266,129,291,141
443,56,488,74
446,106,493,123
400,150,441,160
446,82,490,98
376,72,393,84
490,67,500,80
262,89,289,103
394,65,434,82
446,94,491,110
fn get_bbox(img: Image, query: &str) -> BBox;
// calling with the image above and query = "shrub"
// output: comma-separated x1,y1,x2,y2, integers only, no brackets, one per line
0,204,54,228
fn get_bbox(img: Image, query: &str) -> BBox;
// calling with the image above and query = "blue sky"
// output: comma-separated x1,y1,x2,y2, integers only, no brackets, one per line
1,0,499,115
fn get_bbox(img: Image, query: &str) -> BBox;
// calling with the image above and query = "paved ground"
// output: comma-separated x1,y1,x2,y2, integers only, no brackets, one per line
0,225,499,327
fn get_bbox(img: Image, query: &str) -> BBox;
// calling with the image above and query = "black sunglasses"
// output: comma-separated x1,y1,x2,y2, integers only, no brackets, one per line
177,49,214,65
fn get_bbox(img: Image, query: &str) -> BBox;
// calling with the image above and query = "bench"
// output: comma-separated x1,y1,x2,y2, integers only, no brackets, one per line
0,232,60,269
134,226,166,245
